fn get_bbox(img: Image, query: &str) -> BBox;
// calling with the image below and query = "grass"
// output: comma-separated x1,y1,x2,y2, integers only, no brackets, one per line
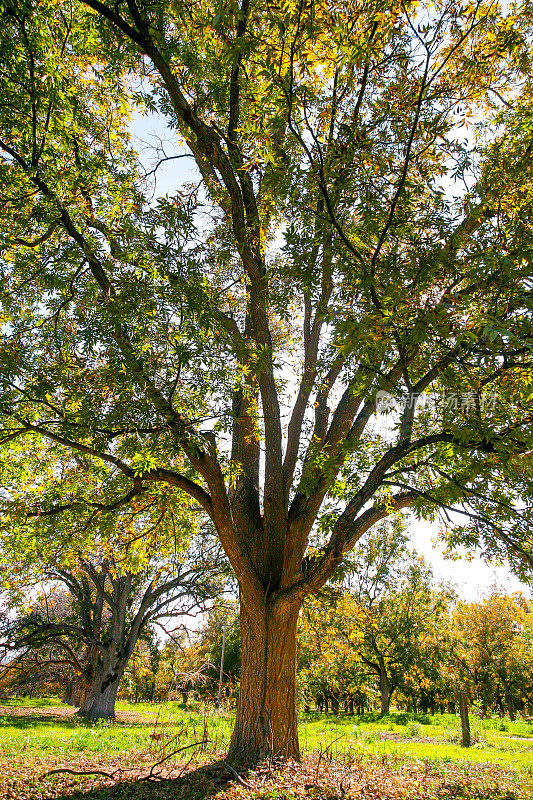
0,698,532,799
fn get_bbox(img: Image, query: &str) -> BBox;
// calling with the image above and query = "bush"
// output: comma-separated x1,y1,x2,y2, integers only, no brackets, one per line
406,722,423,738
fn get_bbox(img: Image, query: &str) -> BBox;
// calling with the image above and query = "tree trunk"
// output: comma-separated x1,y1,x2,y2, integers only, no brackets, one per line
227,597,300,764
379,666,390,715
63,682,78,706
457,691,470,747
76,649,125,721
504,687,516,721
63,675,90,707
77,673,121,720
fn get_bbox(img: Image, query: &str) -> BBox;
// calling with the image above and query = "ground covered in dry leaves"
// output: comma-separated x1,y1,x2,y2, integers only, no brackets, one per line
2,749,531,800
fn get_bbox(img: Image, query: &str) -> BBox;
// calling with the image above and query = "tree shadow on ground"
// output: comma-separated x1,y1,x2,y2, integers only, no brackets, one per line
0,710,158,729
45,760,234,800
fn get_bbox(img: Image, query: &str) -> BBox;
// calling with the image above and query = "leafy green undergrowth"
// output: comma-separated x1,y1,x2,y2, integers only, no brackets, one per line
298,716,533,772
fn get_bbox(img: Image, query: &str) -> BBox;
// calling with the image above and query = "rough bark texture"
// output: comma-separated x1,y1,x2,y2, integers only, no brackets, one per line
63,675,91,707
228,598,301,764
76,646,126,721
77,675,120,720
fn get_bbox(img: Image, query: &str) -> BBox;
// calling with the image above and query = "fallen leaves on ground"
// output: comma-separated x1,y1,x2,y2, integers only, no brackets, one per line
0,749,530,800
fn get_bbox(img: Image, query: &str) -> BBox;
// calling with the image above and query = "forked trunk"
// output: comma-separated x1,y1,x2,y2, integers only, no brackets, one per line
228,597,300,764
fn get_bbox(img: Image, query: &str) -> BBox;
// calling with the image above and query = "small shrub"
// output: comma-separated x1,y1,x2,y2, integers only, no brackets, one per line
405,722,423,738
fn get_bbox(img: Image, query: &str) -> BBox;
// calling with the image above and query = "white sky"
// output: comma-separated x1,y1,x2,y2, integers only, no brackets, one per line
408,516,531,600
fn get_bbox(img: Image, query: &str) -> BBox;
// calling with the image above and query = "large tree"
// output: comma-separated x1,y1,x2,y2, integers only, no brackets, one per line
0,442,222,719
1,0,533,761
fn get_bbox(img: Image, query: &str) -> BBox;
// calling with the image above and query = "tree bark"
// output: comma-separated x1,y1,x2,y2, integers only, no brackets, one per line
504,687,516,721
227,597,300,764
76,648,125,721
457,691,470,747
379,665,390,715
63,681,79,707
77,675,120,720
63,674,91,707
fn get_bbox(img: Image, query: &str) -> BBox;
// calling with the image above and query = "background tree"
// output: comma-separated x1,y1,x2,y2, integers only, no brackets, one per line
301,526,453,715
121,633,160,703
0,441,222,719
0,588,74,701
1,0,533,761
197,601,241,705
452,591,533,721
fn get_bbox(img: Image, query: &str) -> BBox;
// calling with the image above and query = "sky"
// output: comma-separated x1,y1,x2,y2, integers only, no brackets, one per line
408,516,531,600
130,110,532,605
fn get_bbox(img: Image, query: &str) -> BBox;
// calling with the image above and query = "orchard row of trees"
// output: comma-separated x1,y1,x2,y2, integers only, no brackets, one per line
126,528,533,723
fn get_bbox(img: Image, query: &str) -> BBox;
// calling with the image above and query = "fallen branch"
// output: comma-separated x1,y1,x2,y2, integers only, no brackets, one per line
143,740,208,781
224,762,253,789
42,739,208,783
42,768,117,780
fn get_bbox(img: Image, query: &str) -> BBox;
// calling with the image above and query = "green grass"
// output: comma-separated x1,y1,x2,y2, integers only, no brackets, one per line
0,700,232,757
2,695,63,707
1,699,532,774
297,711,533,772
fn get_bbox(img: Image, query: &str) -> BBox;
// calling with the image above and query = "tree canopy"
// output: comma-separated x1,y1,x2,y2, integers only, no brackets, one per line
1,0,533,760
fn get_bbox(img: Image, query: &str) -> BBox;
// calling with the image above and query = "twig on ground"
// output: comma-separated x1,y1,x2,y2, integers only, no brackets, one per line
224,762,254,789
42,768,117,781
42,739,207,784
175,751,197,779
